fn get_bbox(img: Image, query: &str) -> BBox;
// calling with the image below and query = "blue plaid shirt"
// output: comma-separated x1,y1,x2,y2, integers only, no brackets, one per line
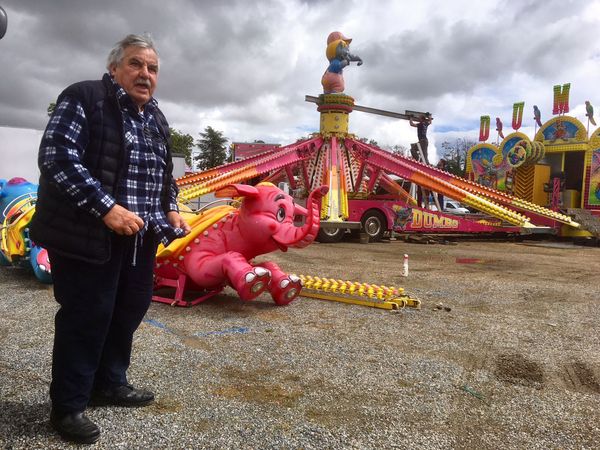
39,74,183,246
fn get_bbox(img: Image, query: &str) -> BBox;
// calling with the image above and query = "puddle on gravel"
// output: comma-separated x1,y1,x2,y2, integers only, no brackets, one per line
149,397,183,414
455,258,498,264
495,353,544,388
213,366,304,407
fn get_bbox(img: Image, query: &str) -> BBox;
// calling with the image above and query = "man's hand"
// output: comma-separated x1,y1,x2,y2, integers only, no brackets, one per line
167,211,191,236
102,204,144,235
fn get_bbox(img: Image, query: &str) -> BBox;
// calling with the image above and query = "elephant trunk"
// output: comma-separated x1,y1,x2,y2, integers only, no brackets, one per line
273,186,329,249
293,185,328,248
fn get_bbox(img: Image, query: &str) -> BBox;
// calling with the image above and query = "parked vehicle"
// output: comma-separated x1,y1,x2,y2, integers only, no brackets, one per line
428,199,470,214
316,195,479,244
443,199,470,214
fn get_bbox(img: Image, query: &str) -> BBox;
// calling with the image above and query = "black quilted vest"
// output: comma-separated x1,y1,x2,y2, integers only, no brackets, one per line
30,74,174,263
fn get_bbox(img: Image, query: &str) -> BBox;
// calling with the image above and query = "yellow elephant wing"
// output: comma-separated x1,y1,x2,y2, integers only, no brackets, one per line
156,205,236,260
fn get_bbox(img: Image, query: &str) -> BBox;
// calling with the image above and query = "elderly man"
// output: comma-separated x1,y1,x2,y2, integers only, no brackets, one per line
30,34,190,444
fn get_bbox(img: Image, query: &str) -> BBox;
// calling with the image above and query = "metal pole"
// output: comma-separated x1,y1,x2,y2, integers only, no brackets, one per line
305,95,430,122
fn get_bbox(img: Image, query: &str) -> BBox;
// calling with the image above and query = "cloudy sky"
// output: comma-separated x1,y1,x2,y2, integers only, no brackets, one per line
1,0,600,162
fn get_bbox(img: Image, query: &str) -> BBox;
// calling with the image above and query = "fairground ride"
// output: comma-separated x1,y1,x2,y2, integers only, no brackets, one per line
172,32,580,243
173,99,579,243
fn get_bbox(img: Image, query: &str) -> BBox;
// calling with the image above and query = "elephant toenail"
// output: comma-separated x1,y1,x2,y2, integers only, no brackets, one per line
255,267,268,276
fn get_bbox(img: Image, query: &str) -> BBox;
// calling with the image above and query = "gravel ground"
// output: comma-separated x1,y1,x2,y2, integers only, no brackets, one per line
1,238,600,449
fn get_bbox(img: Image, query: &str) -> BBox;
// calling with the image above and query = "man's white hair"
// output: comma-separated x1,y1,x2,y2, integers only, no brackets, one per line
106,33,158,71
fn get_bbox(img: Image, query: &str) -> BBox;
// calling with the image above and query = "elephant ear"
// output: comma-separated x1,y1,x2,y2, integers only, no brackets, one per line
215,184,259,198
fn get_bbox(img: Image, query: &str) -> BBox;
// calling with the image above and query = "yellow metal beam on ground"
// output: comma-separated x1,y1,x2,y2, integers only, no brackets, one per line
296,275,421,310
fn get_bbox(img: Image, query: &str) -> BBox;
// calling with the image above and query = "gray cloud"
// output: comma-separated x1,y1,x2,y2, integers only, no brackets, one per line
0,0,598,153
360,4,595,105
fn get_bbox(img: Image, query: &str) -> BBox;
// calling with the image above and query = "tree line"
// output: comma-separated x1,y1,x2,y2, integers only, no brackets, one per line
170,126,228,171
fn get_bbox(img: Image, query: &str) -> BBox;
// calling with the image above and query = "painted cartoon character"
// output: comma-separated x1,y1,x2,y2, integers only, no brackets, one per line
508,147,526,167
591,151,600,202
472,158,498,188
155,182,329,305
589,151,600,179
391,204,413,230
549,120,568,142
321,31,363,94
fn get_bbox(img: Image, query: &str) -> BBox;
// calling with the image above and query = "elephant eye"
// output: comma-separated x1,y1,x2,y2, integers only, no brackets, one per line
276,205,286,222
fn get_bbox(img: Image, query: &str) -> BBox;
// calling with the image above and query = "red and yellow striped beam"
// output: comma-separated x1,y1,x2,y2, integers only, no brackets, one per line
397,155,576,226
351,140,577,227
177,137,322,202
347,139,533,227
176,137,323,188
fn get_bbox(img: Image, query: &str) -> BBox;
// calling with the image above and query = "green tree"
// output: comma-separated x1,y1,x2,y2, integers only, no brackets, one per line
440,138,476,177
391,144,409,157
295,135,314,143
358,137,379,146
47,102,56,117
195,126,229,171
169,128,194,167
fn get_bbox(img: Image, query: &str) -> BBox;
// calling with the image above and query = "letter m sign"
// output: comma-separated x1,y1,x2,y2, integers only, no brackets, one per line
553,83,570,115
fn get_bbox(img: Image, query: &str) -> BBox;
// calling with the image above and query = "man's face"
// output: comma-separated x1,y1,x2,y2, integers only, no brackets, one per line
110,46,158,108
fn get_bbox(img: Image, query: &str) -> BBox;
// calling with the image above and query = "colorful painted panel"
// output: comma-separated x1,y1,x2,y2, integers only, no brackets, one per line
588,149,600,206
501,135,523,157
468,145,503,189
540,119,579,142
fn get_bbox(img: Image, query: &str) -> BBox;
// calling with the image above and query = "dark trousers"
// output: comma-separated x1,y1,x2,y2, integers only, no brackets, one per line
410,139,430,206
410,139,429,164
48,232,158,414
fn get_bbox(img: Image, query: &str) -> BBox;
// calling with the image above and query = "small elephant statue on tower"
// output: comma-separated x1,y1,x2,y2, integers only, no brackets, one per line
321,31,363,94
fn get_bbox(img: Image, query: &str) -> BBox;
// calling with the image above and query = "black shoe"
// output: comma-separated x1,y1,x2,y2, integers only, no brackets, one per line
89,384,155,407
50,410,100,444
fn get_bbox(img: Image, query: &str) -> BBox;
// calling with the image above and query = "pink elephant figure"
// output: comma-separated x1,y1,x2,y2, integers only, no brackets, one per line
155,182,328,305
